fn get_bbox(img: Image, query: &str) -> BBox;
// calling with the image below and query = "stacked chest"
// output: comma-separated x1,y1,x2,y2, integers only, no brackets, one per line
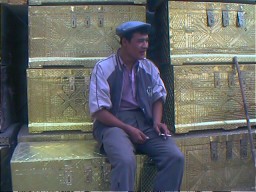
27,1,147,133
152,0,256,133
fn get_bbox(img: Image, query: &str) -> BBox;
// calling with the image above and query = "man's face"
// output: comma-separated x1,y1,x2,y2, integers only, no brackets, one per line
123,32,149,61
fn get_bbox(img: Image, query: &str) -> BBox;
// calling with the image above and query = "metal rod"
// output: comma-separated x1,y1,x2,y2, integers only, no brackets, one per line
233,56,256,167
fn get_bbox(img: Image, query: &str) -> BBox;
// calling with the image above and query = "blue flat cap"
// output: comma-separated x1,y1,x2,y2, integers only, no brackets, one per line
116,21,151,37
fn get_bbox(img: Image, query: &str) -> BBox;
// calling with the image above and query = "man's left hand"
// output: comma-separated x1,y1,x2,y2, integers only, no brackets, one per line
153,122,170,137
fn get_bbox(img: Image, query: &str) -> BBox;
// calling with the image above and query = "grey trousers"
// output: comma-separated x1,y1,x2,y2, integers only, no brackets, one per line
93,110,184,191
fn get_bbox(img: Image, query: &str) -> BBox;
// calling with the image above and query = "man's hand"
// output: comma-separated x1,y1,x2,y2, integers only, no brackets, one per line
127,126,149,144
153,122,170,137
93,109,149,144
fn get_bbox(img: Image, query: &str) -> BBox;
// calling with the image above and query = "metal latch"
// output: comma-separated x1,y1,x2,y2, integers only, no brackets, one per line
214,72,221,88
85,16,91,28
222,8,229,27
237,6,245,28
71,7,77,28
240,136,248,159
64,165,73,185
98,14,104,27
84,166,93,183
97,6,104,27
226,141,233,160
210,141,218,161
228,72,236,87
207,9,215,27
237,11,245,28
69,77,75,92
240,71,247,86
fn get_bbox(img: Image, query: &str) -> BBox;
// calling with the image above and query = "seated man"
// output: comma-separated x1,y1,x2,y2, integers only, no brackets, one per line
89,21,184,191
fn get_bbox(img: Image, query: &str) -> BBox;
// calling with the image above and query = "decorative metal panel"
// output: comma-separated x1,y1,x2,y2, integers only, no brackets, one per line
139,157,157,191
134,130,256,191
28,58,100,68
17,124,94,143
0,0,27,4
11,140,148,191
10,131,256,191
175,129,256,191
27,68,93,133
11,141,109,191
28,5,146,67
28,0,146,6
163,64,256,133
165,1,256,65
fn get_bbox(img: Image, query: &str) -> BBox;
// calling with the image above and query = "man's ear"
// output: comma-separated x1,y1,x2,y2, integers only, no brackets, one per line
122,38,128,47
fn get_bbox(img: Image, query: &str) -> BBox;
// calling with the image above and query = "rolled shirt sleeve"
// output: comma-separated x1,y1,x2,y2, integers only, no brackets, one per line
152,66,167,103
89,63,112,116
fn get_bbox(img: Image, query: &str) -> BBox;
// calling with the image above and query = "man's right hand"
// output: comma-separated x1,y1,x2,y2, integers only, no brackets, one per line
127,126,149,144
93,109,149,144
